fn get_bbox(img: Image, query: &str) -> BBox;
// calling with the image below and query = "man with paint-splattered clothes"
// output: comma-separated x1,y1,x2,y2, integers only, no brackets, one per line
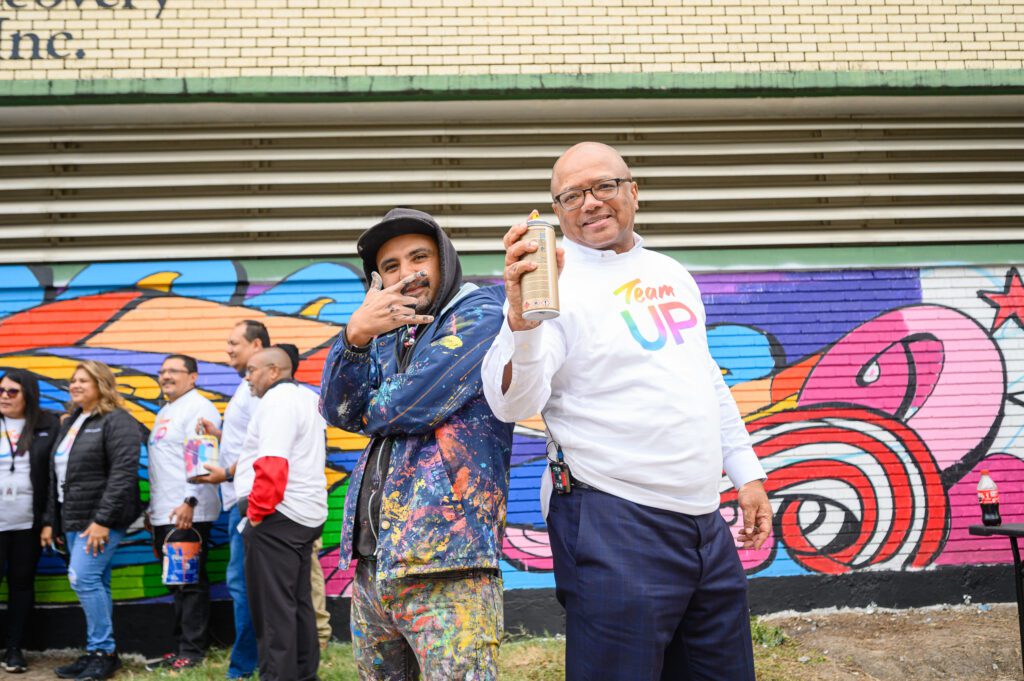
319,207,513,680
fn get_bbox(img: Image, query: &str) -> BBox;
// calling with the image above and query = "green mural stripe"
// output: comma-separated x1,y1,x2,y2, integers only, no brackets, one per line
24,546,234,605
321,477,349,543
237,258,360,281
2,69,1023,105
48,263,88,289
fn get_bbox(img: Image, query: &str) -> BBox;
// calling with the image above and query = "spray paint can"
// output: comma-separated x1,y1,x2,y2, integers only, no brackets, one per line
519,215,560,320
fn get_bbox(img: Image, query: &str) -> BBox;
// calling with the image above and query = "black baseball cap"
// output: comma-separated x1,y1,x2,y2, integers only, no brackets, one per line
356,208,441,279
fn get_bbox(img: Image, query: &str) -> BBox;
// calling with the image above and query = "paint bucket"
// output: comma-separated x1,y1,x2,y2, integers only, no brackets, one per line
184,433,219,482
161,528,202,586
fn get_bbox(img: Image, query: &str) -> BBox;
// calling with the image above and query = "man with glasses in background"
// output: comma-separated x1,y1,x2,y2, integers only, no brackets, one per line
483,142,773,681
145,354,221,672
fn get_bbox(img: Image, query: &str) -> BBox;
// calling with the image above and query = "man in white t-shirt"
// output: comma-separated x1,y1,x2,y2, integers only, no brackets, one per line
482,142,773,681
144,354,222,671
237,346,327,681
193,319,267,680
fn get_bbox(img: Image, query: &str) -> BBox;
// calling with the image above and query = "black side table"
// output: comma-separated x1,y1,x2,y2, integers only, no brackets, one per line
969,523,1024,676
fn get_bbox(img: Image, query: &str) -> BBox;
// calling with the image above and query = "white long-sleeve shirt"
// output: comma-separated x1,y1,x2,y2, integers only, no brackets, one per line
148,388,222,525
482,235,765,517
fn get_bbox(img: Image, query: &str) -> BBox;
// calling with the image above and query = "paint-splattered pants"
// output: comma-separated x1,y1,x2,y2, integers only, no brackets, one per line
350,559,503,680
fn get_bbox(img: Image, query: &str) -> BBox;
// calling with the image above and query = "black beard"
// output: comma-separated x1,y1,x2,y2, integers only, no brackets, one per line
404,280,433,314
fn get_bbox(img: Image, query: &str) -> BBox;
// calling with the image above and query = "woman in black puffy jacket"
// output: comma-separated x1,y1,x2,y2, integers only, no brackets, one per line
41,360,142,681
0,369,59,674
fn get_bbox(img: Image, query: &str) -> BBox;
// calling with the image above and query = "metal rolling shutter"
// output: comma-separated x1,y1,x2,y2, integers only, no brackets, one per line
0,98,1022,263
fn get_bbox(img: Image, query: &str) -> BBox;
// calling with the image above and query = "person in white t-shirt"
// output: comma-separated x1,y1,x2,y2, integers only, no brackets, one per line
192,319,267,680
482,142,773,681
194,328,334,672
236,346,327,681
144,354,222,671
0,369,59,674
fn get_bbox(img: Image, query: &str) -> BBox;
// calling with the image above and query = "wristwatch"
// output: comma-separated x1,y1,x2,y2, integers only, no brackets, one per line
225,469,234,483
184,496,198,508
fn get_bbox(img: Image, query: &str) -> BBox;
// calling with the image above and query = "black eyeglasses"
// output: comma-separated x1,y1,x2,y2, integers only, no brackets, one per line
0,388,21,397
553,178,633,211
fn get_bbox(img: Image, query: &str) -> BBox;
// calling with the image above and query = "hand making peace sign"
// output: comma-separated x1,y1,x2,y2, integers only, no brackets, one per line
344,271,436,347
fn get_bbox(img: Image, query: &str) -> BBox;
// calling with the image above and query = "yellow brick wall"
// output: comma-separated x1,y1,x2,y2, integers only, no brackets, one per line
0,0,1021,81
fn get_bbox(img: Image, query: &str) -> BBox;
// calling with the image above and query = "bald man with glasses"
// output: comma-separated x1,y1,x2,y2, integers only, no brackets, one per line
483,142,772,681
235,348,327,681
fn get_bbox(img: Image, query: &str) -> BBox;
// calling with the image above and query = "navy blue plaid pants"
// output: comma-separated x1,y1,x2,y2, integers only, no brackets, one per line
546,486,756,681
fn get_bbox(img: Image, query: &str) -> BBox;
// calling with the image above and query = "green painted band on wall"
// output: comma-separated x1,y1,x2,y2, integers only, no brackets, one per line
2,69,1023,105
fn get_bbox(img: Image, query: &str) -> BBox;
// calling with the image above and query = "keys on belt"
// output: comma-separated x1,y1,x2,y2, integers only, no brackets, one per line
547,440,595,495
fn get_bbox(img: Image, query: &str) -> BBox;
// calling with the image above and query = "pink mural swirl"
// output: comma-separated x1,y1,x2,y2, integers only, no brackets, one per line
798,305,1005,471
722,405,948,575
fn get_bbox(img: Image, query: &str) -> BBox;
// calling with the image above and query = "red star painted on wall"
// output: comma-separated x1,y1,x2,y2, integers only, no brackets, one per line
978,267,1024,333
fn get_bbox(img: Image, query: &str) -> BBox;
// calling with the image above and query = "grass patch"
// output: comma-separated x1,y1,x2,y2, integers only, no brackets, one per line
84,619,817,681
115,640,564,681
751,617,788,649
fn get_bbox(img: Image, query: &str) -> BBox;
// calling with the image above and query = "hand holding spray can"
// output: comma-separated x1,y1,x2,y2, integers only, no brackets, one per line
518,210,560,320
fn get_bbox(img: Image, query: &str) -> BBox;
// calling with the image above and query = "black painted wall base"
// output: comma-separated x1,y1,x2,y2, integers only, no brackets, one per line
1,564,1017,655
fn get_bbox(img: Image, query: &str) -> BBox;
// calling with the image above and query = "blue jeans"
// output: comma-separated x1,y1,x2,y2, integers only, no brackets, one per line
226,504,258,678
65,527,128,654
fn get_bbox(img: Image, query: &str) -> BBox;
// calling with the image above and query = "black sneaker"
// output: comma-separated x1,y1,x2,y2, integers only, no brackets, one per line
2,647,27,673
144,653,178,672
75,651,121,681
54,653,91,679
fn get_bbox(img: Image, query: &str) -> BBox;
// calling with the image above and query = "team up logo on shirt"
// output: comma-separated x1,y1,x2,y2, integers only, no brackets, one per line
613,278,697,351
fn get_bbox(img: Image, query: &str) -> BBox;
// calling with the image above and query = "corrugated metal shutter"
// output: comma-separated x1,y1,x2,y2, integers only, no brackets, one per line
1,100,1022,263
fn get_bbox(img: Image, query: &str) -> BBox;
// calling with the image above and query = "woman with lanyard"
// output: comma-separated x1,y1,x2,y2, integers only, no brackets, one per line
40,360,142,681
0,369,59,674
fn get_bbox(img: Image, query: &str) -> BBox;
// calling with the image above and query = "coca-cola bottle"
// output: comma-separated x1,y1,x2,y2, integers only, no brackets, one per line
977,469,1002,527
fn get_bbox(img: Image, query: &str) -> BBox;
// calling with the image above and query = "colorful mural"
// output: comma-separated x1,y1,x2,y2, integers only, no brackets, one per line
0,259,1022,606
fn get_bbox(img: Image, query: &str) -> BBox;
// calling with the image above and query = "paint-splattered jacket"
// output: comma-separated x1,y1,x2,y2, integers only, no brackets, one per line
320,283,513,580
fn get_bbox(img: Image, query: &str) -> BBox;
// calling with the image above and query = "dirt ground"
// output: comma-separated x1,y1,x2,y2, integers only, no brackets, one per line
9,603,1024,680
762,603,1023,681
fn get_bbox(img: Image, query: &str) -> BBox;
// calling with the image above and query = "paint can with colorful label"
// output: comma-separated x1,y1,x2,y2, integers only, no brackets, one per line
184,433,218,482
519,219,560,320
162,528,202,585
